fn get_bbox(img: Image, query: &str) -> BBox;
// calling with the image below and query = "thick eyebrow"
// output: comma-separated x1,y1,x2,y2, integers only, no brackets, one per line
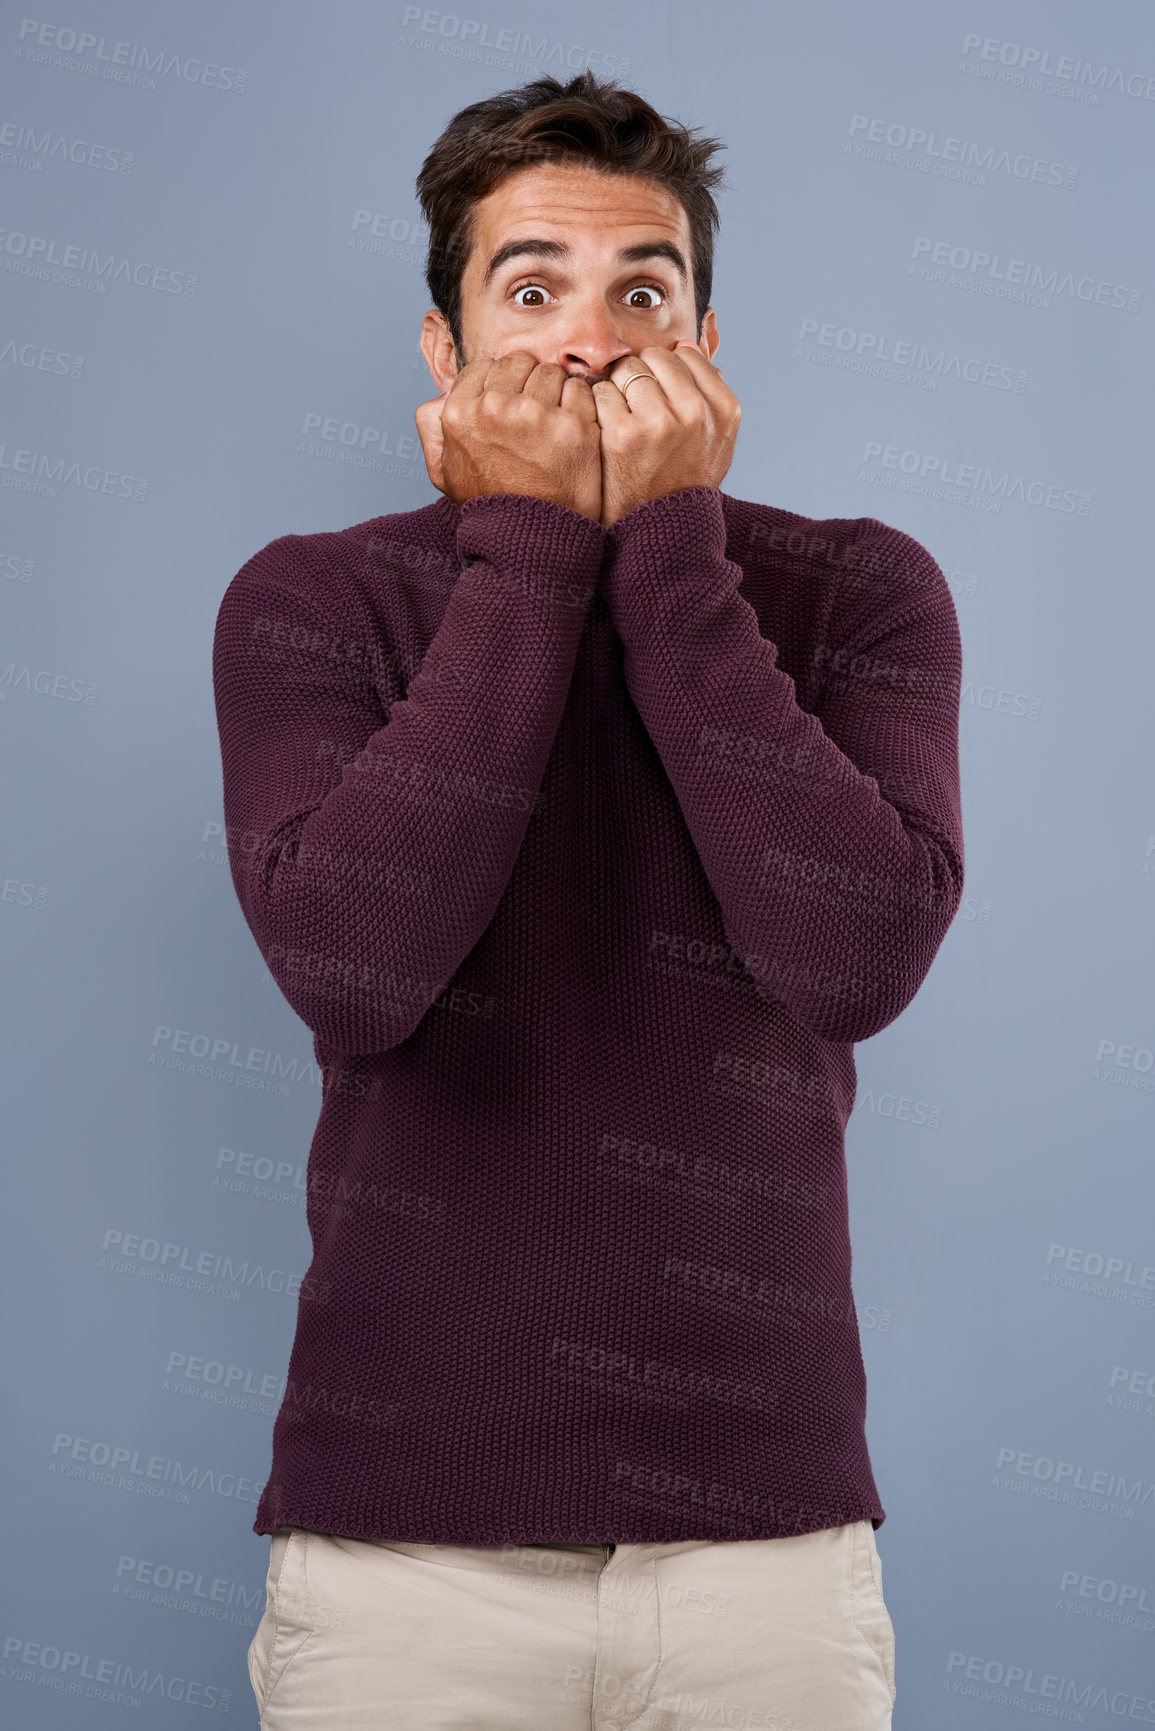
481,237,688,290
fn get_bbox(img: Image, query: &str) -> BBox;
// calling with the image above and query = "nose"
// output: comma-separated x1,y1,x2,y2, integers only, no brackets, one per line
547,299,635,384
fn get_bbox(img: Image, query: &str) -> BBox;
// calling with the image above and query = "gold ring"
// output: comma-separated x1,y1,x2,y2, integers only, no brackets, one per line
618,370,658,398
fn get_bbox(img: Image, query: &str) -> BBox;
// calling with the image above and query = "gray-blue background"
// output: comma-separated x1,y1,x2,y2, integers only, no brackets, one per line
3,0,1154,1724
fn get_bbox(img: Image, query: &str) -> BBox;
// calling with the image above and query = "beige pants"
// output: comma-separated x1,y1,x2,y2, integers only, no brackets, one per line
248,1520,896,1728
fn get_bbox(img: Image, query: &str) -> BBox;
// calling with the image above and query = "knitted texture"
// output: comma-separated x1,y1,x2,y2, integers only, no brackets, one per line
211,485,964,1544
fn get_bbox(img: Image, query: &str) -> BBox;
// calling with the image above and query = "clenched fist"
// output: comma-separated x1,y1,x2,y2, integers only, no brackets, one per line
591,342,741,530
415,352,603,525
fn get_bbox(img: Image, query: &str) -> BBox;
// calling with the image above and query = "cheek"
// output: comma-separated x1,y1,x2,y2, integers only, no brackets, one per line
492,337,552,365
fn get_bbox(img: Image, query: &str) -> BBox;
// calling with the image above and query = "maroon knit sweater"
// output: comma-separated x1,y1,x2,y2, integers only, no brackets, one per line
211,484,964,1544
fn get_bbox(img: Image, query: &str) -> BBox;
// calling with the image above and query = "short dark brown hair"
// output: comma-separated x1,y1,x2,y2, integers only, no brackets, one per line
415,70,727,361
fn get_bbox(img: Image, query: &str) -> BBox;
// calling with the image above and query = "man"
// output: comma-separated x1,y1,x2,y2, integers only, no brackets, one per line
214,69,963,1729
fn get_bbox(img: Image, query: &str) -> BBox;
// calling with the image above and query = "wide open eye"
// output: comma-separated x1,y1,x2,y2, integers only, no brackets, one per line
623,283,666,309
508,281,668,309
510,282,553,307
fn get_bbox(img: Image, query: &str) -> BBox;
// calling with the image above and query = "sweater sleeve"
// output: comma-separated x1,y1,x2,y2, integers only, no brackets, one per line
211,493,605,1055
598,486,964,1044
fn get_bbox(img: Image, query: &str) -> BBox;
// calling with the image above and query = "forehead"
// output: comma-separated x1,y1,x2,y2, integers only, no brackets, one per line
466,161,689,259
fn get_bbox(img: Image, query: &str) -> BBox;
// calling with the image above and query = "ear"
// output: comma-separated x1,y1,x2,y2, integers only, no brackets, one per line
419,310,460,395
700,307,720,363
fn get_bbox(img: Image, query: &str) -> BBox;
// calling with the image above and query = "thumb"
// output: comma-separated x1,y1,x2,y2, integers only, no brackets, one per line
414,387,448,435
413,392,447,491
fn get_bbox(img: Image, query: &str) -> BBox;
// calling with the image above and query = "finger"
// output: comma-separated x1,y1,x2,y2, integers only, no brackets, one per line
413,397,446,489
560,374,598,422
663,342,732,410
622,345,706,418
443,352,497,402
482,350,541,395
413,391,446,443
605,354,667,418
521,360,571,407
590,376,631,432
672,346,738,428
